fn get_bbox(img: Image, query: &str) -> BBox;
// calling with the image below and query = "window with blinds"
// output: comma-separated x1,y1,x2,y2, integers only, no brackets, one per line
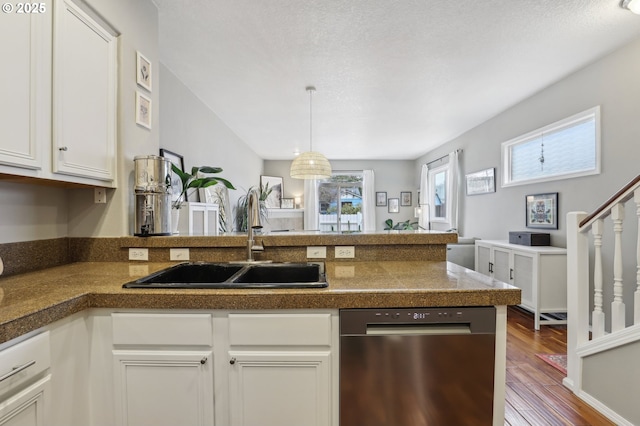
502,106,600,187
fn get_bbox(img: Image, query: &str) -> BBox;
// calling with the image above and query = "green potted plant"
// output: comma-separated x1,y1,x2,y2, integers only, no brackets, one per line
171,164,235,209
235,183,272,232
384,218,418,231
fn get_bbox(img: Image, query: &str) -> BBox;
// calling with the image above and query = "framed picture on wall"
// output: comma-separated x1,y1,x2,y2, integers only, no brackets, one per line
136,51,152,91
526,192,558,229
388,198,399,213
159,148,185,202
401,191,412,206
260,175,283,209
135,91,151,129
466,168,496,195
376,192,387,206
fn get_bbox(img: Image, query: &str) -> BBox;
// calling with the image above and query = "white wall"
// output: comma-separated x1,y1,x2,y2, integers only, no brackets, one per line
0,181,68,242
264,159,417,231
159,63,263,230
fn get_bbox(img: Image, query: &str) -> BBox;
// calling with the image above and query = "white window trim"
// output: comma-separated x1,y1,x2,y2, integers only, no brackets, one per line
501,106,601,188
428,163,450,224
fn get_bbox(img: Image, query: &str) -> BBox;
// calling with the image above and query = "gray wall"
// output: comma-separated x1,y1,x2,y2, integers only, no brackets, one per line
583,340,640,425
415,37,640,325
415,36,640,247
159,63,263,228
264,159,417,231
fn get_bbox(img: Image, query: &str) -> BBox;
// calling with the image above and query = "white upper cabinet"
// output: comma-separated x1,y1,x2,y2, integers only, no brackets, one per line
0,1,50,171
0,0,118,188
52,0,117,184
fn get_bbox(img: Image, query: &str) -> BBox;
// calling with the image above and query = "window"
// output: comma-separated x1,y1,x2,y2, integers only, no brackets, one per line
317,172,363,232
429,163,448,222
502,106,600,187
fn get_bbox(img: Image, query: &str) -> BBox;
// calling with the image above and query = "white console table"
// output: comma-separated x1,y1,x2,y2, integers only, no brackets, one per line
475,240,567,330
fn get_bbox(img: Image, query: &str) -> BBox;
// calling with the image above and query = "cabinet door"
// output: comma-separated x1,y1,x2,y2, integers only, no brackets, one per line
0,376,51,426
512,251,535,310
0,3,49,171
52,0,117,183
475,244,491,276
228,351,331,426
492,247,512,284
113,351,214,426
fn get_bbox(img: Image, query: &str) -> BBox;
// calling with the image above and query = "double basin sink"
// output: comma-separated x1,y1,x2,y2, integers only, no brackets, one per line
123,262,327,289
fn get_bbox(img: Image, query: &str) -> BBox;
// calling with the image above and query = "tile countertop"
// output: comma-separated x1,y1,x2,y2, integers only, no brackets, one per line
0,260,520,345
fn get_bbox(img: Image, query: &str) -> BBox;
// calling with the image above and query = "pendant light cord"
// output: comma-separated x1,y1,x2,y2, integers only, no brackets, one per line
307,86,315,152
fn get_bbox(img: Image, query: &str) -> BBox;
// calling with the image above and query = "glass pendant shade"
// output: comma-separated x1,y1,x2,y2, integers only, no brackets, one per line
290,151,332,179
290,86,332,180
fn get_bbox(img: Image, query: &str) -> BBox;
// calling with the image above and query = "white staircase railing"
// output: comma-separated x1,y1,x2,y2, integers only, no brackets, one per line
566,174,640,424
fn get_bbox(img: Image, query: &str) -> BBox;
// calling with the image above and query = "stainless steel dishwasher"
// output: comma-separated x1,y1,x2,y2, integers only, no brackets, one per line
340,307,496,425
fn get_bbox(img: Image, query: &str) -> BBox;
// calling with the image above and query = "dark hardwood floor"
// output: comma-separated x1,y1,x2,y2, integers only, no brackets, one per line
505,306,613,425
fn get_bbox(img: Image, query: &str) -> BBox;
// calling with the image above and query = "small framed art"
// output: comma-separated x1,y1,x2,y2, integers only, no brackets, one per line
401,191,412,206
388,198,399,213
135,91,151,129
281,198,294,209
376,192,387,207
526,192,558,229
466,168,496,196
136,51,152,91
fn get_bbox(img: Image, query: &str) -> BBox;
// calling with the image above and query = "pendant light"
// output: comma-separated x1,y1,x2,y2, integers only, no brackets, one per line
290,86,332,179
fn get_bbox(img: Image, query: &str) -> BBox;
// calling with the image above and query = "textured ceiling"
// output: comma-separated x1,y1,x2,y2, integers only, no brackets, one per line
155,0,640,160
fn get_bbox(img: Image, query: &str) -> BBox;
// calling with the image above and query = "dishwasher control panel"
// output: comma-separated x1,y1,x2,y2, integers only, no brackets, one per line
340,307,496,335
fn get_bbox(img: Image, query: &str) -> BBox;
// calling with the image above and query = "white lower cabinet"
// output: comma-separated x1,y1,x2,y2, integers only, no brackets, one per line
224,312,337,426
0,376,50,426
0,332,52,426
112,350,213,426
228,351,331,426
475,240,567,329
111,313,214,426
26,309,338,426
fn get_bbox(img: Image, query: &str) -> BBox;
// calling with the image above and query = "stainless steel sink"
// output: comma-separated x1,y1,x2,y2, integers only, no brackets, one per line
123,262,327,289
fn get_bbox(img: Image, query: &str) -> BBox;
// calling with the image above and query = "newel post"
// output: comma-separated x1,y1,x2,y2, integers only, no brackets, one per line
565,211,588,392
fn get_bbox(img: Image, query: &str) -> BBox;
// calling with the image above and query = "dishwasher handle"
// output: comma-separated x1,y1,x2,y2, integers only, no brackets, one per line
365,323,471,336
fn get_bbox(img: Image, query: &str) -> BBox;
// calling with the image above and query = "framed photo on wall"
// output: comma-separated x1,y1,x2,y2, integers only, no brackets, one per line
135,91,151,129
260,175,283,209
466,168,496,195
136,51,152,91
159,148,185,202
401,191,412,206
526,192,558,229
376,191,387,206
388,198,399,213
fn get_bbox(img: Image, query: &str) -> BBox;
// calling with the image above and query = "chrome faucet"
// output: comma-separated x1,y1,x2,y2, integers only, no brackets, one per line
246,189,264,262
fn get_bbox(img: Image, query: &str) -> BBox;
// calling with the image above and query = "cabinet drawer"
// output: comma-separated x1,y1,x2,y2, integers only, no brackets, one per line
229,313,332,346
0,332,50,395
112,313,212,346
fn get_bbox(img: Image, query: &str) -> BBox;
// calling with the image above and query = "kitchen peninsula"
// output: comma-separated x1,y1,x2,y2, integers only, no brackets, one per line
0,231,519,426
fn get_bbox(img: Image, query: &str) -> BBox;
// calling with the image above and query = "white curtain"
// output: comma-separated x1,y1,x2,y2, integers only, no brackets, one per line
362,170,376,231
303,179,319,230
448,150,460,233
418,164,430,230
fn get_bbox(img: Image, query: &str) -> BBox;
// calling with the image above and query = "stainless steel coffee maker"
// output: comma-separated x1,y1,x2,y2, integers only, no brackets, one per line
134,155,173,236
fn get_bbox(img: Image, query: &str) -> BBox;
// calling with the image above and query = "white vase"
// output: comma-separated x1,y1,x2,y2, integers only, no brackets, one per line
171,207,180,234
